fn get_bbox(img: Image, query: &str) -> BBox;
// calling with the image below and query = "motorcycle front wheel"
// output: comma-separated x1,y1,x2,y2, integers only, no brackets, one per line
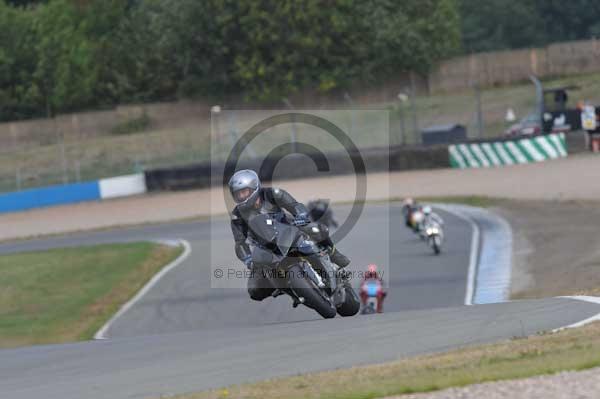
287,264,336,319
432,236,441,255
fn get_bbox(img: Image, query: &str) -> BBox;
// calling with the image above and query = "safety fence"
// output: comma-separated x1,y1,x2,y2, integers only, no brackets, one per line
448,133,567,169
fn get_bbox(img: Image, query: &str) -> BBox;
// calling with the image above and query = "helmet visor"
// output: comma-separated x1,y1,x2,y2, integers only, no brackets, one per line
233,187,254,203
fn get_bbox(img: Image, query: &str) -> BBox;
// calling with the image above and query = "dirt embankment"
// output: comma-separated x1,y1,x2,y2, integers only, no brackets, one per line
495,200,600,298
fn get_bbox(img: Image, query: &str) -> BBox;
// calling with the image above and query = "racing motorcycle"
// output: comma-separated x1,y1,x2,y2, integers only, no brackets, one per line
360,279,384,314
410,208,425,234
424,221,444,255
247,214,360,319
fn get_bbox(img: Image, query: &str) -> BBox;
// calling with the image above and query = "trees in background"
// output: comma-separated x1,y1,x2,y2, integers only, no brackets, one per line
460,0,600,53
0,0,461,121
8,0,600,121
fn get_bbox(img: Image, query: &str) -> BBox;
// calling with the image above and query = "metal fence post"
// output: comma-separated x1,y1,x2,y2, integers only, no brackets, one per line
282,98,298,153
407,88,420,144
343,92,357,140
54,117,69,184
475,84,484,138
15,167,21,191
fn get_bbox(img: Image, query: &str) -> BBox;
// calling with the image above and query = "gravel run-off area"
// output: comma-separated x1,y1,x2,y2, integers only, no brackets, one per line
390,367,600,399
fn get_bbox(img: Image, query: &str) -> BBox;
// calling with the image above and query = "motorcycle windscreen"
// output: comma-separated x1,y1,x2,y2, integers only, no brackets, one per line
247,214,278,243
247,214,298,256
365,281,380,297
273,222,296,257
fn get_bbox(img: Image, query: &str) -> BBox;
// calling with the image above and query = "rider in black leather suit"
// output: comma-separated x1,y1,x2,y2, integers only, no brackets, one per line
228,169,350,301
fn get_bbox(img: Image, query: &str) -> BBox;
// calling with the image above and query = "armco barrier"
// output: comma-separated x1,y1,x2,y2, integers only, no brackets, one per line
144,144,450,192
0,143,450,213
0,173,146,214
448,133,567,169
0,182,101,214
99,174,147,199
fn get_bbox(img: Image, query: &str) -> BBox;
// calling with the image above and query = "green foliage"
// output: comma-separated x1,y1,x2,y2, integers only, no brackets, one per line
110,112,152,135
32,0,97,116
0,2,40,120
460,0,600,53
0,0,461,121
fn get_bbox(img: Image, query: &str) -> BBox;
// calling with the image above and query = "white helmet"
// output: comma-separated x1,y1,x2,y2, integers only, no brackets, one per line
422,206,432,215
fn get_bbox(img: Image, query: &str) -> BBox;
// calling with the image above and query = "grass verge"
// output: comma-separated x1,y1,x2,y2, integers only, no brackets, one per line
176,321,600,399
0,241,182,348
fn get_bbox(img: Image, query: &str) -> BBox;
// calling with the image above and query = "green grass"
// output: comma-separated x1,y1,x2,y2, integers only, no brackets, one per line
0,242,182,348
176,322,600,399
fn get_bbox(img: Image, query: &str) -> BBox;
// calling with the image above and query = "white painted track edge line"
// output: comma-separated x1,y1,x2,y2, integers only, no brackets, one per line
93,239,192,340
433,205,480,306
552,296,600,332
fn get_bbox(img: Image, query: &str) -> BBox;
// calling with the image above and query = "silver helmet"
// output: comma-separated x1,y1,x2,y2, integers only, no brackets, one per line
228,169,261,210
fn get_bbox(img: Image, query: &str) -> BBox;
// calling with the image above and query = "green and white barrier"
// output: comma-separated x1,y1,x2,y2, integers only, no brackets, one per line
449,133,567,169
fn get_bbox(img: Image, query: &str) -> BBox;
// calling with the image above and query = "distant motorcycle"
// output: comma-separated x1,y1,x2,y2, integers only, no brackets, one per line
307,199,338,229
424,221,444,255
410,209,425,234
247,214,360,318
360,279,384,314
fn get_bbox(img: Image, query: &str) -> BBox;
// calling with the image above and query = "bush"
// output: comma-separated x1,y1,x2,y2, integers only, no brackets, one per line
110,113,152,135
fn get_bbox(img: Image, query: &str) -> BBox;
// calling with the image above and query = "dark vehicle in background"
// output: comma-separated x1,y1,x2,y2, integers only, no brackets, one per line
504,113,542,136
506,78,595,138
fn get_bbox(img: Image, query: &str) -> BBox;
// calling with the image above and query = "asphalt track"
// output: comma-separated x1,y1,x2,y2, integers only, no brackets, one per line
1,203,600,399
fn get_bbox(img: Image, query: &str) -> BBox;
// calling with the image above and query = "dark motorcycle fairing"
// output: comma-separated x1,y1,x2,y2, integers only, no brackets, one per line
247,214,300,256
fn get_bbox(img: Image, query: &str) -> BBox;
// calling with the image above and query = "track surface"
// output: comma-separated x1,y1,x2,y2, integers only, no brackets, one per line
0,204,472,337
1,203,599,399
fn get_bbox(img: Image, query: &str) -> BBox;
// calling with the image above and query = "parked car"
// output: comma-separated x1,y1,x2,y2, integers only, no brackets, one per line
504,113,542,136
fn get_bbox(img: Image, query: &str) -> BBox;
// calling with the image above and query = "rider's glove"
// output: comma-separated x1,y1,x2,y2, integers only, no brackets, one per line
243,256,253,270
294,213,310,226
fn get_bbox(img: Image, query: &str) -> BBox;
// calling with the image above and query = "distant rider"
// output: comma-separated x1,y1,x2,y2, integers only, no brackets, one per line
422,205,444,228
307,199,339,228
402,198,416,227
359,264,387,313
228,169,351,301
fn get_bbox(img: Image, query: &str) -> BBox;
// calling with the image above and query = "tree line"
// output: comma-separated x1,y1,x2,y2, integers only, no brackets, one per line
0,0,459,121
2,0,600,122
460,0,600,52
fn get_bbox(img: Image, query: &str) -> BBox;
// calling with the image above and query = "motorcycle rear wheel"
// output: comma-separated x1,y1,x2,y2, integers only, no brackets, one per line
337,282,360,317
